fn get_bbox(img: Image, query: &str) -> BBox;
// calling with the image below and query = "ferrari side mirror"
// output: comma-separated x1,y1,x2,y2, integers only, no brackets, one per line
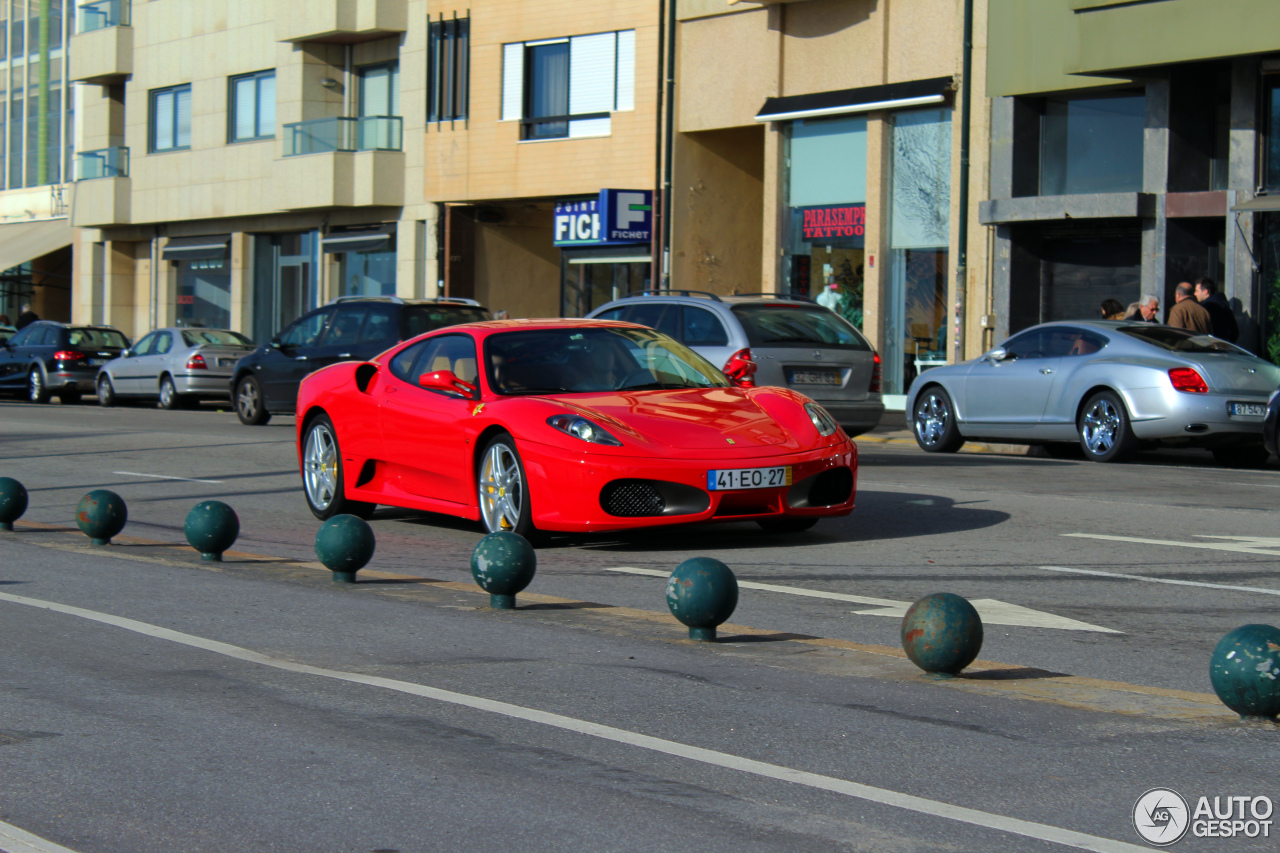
419,370,477,399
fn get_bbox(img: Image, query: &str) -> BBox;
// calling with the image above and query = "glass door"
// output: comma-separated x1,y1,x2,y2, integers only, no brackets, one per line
252,232,318,343
561,254,650,317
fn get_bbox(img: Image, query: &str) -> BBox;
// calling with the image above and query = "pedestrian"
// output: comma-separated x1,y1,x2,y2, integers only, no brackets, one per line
1193,276,1238,342
1123,294,1159,323
1166,282,1212,334
1099,298,1126,321
816,281,842,312
14,303,38,329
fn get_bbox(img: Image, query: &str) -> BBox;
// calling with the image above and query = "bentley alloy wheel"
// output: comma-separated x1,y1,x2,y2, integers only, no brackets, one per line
912,386,963,453
1078,390,1135,463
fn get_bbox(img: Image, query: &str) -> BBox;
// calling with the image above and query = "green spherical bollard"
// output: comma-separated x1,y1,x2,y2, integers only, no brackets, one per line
1209,624,1280,720
75,489,127,546
666,557,739,642
0,477,28,532
470,531,536,609
184,501,240,561
901,593,984,676
314,514,376,583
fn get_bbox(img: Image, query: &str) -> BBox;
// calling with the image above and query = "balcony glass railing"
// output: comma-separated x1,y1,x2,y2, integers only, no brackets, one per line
78,0,130,33
284,116,403,157
74,147,129,180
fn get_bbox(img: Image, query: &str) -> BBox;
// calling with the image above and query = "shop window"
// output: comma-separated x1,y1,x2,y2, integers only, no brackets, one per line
502,30,635,141
1263,77,1280,192
428,14,469,123
173,255,231,330
150,84,192,152
229,70,275,143
1039,92,1145,196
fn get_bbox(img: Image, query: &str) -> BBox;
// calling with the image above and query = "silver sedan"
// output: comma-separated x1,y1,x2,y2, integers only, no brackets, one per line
906,321,1280,467
96,327,256,409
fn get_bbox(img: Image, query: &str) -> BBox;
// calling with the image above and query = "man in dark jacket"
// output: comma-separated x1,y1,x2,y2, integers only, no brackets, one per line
14,303,38,330
1194,277,1238,342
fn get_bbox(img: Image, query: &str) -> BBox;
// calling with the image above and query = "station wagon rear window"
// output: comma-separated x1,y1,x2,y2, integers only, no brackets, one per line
731,304,870,350
1119,326,1247,355
68,328,129,349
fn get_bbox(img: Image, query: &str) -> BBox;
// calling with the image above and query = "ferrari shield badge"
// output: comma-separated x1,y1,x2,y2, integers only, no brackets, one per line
471,403,485,416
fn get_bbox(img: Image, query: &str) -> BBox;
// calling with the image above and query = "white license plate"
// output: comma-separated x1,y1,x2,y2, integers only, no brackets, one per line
707,466,792,491
1229,402,1266,417
789,369,840,386
218,358,236,367
88,358,107,366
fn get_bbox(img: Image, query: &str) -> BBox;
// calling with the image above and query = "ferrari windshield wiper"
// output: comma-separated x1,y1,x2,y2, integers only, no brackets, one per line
616,381,696,391
512,386,576,394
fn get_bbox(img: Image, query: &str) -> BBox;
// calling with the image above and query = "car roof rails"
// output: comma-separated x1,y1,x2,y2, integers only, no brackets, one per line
423,296,483,307
730,291,815,302
328,295,407,305
621,289,724,302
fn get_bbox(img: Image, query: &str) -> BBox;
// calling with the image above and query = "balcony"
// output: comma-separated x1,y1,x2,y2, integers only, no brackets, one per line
70,1,132,84
283,116,402,156
277,0,407,44
72,177,131,227
73,147,129,181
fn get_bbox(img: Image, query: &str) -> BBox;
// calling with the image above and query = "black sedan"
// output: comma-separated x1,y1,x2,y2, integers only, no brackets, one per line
0,321,130,403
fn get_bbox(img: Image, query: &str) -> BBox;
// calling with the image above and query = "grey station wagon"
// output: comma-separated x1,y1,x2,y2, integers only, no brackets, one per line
586,292,884,437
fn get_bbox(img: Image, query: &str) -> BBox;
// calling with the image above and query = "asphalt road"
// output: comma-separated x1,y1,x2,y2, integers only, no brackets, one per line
0,399,1278,853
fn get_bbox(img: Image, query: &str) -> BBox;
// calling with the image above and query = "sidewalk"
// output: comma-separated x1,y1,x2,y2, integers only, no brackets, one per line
857,408,1033,457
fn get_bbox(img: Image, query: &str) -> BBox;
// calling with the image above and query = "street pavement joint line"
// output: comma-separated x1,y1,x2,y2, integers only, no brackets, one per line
0,589,1150,853
603,567,1121,633
0,818,80,853
111,470,225,484
1063,532,1280,558
1037,564,1280,597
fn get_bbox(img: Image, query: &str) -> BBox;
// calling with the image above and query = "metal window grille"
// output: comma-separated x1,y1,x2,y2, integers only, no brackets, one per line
427,13,468,124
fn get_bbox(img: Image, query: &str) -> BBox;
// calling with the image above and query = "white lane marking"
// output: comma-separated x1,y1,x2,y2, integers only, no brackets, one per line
603,567,1119,633
1064,532,1280,557
1037,565,1280,597
0,590,1148,853
0,819,80,853
111,471,224,484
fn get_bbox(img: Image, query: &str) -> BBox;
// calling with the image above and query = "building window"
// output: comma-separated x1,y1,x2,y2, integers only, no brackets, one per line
502,30,635,141
1263,77,1280,192
229,70,275,143
150,84,192,152
1039,92,1145,196
359,62,400,118
428,14,469,123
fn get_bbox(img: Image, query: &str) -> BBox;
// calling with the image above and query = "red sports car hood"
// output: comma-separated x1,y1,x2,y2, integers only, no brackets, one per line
550,387,803,450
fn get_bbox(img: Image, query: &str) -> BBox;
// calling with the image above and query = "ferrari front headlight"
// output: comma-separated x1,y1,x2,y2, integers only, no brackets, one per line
805,403,839,437
547,414,623,446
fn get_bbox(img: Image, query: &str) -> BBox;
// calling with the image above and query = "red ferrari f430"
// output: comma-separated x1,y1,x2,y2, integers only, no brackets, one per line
295,319,857,538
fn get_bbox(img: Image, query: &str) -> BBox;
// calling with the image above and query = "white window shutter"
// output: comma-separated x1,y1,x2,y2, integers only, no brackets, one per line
502,43,524,121
569,33,615,116
615,30,635,112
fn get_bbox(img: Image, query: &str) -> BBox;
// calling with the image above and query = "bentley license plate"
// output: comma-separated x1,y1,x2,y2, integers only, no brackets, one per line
707,466,792,491
1229,401,1266,417
789,369,839,386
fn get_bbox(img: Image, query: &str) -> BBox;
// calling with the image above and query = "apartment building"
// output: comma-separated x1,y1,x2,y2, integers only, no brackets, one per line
70,0,430,341
670,0,991,399
980,0,1280,361
0,0,75,324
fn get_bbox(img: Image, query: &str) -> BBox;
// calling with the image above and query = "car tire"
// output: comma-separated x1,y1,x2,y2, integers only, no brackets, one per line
27,367,49,404
912,386,963,453
301,414,376,521
1211,443,1270,469
158,375,183,411
1077,390,1136,463
235,375,271,426
96,375,116,407
756,517,819,534
477,434,537,540
59,389,82,405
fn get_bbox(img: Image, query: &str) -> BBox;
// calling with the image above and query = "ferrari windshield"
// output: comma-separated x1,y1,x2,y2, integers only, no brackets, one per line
1119,325,1249,355
485,327,732,395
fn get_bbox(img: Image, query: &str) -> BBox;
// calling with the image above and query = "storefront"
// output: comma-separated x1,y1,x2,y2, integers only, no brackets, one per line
555,189,653,316
251,231,319,343
164,234,232,330
322,225,397,298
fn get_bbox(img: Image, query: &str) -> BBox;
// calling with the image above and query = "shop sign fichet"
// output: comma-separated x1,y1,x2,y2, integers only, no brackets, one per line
554,189,653,247
800,203,866,241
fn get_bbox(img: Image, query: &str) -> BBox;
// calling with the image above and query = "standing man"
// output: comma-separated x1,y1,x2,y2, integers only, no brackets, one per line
1167,282,1212,334
1193,277,1238,341
14,303,38,329
1124,294,1160,323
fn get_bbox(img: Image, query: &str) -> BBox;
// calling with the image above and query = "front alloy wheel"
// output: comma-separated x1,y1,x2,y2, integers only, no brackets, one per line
96,375,116,407
478,435,535,539
301,414,374,520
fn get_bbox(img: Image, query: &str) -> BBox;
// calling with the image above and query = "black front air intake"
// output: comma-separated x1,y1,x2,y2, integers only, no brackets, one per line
600,479,711,517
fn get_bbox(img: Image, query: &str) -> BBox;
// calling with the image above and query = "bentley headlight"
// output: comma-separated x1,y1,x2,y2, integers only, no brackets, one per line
805,403,839,437
547,414,623,446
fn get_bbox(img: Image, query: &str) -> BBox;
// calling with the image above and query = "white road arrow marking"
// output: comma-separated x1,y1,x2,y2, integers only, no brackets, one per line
1037,564,1280,597
1063,532,1280,557
604,567,1119,633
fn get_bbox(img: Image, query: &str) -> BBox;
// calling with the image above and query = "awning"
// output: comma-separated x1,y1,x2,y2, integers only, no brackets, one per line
0,218,72,272
162,234,230,261
1230,195,1280,213
322,224,395,254
755,76,952,123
